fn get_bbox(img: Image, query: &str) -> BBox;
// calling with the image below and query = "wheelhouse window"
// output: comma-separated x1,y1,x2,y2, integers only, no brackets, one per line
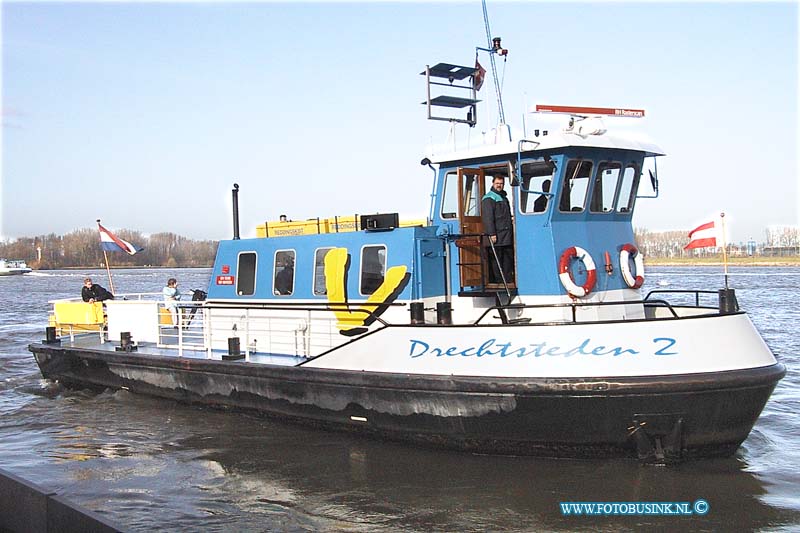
590,162,622,213
441,172,458,219
462,173,481,216
273,250,295,296
236,252,257,296
519,160,556,214
313,247,334,296
616,163,640,213
559,160,593,212
360,245,386,295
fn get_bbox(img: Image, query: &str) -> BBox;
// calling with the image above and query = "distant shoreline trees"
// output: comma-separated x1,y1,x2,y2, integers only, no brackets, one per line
635,226,800,258
3,224,798,268
0,228,218,269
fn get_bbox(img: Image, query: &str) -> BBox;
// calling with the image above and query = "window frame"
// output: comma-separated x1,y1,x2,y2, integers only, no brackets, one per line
440,171,459,219
236,251,257,296
312,247,335,297
359,244,387,296
558,159,594,213
590,161,623,214
518,159,557,215
272,249,296,297
616,162,641,214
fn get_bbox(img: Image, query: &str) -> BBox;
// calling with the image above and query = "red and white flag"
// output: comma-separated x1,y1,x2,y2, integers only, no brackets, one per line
473,59,486,91
684,220,718,250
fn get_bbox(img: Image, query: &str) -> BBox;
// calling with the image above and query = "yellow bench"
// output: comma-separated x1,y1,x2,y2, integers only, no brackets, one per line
51,301,105,342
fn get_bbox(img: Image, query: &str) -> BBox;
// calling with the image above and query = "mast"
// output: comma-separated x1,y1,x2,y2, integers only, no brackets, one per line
481,0,506,125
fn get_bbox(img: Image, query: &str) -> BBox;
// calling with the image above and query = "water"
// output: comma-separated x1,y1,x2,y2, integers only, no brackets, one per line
1,267,798,531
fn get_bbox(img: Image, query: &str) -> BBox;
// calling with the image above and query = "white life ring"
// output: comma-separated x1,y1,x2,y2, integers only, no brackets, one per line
559,246,597,297
619,243,645,289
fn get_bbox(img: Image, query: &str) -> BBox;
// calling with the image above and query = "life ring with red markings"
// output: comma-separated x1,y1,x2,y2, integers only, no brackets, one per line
558,246,597,298
619,243,645,289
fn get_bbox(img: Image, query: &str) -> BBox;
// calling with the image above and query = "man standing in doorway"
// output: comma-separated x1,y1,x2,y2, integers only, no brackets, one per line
481,175,514,284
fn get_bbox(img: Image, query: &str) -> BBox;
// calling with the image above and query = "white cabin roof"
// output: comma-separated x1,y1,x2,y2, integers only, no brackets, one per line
428,130,665,165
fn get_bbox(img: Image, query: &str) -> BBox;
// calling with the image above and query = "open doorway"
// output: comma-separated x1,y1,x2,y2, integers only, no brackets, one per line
455,163,515,292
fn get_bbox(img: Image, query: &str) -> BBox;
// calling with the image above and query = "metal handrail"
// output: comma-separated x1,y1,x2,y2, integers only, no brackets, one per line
644,289,719,308
48,292,162,304
472,297,715,325
176,301,396,328
166,302,388,360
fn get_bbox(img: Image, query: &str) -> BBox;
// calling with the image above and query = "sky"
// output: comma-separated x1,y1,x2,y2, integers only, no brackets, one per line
1,1,798,243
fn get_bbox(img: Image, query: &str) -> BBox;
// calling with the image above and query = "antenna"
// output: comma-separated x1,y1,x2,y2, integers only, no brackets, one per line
481,0,507,124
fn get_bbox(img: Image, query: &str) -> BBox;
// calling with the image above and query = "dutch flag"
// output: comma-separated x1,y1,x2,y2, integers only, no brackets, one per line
98,222,143,255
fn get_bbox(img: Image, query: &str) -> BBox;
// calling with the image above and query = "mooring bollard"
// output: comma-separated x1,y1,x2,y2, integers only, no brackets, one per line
718,288,739,315
44,326,60,345
436,301,452,325
410,302,425,325
116,331,137,352
223,337,244,361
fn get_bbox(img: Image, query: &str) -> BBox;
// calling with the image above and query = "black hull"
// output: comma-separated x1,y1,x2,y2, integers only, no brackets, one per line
29,343,785,460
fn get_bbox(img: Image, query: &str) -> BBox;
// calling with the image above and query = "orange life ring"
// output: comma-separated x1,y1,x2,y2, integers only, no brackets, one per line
558,246,597,297
619,243,645,289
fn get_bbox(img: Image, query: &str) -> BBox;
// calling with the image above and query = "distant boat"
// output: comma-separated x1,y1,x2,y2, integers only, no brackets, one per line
0,259,32,276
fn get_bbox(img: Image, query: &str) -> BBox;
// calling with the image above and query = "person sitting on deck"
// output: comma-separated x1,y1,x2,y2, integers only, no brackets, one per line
162,278,181,327
81,277,114,303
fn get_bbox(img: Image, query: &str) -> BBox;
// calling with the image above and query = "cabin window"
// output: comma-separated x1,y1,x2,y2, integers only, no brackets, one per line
313,247,334,296
590,162,622,213
616,163,640,213
273,250,295,296
441,172,458,219
462,173,482,216
519,161,556,214
559,160,593,212
360,245,386,295
236,252,257,296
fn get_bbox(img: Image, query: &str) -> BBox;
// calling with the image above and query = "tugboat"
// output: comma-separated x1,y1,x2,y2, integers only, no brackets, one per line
29,36,784,462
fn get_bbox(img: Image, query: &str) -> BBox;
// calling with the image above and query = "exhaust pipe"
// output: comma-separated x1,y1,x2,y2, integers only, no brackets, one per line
232,183,240,240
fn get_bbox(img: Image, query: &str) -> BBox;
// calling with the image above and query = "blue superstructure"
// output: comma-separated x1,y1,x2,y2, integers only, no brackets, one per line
207,137,659,312
429,145,650,298
208,226,445,302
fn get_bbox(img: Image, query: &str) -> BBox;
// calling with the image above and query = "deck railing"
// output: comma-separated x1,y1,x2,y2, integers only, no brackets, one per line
48,290,730,359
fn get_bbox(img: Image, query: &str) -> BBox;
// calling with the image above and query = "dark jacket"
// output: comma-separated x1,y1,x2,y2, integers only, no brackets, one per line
274,266,294,295
82,284,114,302
481,189,514,246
